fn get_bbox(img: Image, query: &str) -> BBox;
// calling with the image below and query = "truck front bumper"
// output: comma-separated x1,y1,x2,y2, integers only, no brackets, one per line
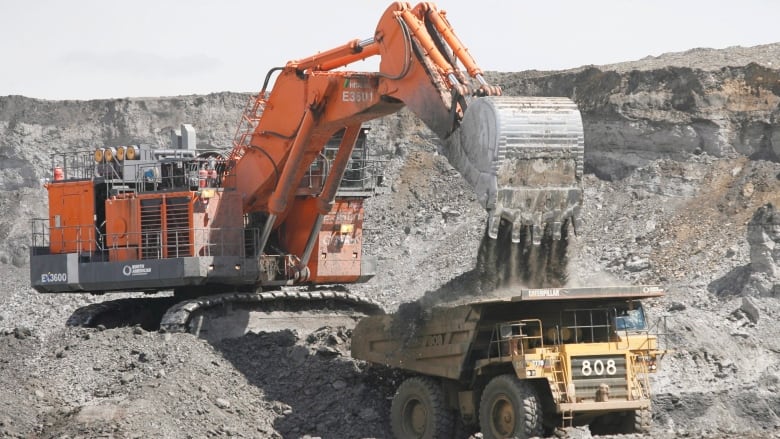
558,400,650,414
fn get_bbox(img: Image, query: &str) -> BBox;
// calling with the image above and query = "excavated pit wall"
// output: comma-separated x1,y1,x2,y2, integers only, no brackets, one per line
489,45,780,180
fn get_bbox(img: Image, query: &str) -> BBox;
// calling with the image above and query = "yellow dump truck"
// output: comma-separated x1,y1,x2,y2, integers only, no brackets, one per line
351,285,667,439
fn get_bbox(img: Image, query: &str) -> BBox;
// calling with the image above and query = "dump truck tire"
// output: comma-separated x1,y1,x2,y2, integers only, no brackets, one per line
391,376,454,439
628,407,652,434
479,374,543,439
591,407,652,435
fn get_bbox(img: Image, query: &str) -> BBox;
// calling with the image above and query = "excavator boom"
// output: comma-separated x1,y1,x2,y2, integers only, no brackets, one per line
225,1,583,286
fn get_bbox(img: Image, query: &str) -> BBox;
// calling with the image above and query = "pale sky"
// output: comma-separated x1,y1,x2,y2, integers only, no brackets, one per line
2,1,778,100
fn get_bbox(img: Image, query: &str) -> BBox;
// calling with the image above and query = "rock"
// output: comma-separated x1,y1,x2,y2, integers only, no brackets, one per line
554,426,592,438
358,407,378,421
11,252,27,268
669,301,687,312
132,326,144,335
289,346,309,365
219,425,239,436
624,255,651,272
441,208,460,222
316,346,340,358
120,373,135,385
743,182,755,198
741,297,760,323
13,327,31,339
331,379,347,390
214,398,231,409
746,204,780,295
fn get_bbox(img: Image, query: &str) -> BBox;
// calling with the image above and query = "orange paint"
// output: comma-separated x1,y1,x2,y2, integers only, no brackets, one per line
47,180,96,254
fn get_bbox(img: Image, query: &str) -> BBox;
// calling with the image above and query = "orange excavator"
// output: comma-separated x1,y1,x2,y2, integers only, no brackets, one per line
30,2,584,335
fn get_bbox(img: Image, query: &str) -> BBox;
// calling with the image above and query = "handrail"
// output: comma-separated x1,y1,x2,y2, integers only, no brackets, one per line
30,218,259,260
487,319,545,360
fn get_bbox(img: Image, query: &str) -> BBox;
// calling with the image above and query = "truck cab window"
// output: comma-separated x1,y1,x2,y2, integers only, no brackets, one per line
615,302,647,331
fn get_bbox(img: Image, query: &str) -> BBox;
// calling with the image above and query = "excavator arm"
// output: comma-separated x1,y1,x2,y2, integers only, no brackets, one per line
224,1,583,288
229,3,497,215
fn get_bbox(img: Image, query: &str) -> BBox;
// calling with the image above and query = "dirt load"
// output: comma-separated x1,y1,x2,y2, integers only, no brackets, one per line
1,43,780,438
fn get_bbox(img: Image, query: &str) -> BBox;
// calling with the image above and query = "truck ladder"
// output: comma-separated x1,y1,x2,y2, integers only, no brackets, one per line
546,354,574,427
560,407,574,428
629,353,651,400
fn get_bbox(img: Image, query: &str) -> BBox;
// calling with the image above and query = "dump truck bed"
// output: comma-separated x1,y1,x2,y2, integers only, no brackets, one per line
470,285,663,304
351,285,663,380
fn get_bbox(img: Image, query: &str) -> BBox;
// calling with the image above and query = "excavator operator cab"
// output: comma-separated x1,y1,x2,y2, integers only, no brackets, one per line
301,127,384,197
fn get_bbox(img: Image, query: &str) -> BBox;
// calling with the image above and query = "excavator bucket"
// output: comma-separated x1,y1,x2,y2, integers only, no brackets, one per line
442,96,584,288
444,96,584,243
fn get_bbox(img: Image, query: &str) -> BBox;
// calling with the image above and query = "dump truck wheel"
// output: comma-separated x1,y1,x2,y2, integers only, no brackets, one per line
391,376,454,439
479,374,543,439
628,407,652,434
591,408,652,435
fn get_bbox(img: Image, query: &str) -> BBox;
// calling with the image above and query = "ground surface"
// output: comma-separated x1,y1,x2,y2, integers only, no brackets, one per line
2,45,780,438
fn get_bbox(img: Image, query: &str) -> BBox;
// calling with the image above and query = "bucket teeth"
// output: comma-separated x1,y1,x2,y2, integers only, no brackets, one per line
552,221,562,241
488,212,501,240
572,216,582,235
511,219,522,243
532,224,542,246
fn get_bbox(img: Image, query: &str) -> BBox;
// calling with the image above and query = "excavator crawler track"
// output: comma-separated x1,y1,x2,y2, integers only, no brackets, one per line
161,290,384,338
67,291,384,341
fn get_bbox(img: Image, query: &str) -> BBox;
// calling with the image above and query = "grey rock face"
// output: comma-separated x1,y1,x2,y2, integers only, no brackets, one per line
746,203,780,296
490,48,780,180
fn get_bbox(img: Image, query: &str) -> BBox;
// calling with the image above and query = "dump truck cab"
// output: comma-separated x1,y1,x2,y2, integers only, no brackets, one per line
351,285,667,438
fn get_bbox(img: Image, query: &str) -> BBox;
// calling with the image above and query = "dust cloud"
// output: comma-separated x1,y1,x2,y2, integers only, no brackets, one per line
390,221,575,340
